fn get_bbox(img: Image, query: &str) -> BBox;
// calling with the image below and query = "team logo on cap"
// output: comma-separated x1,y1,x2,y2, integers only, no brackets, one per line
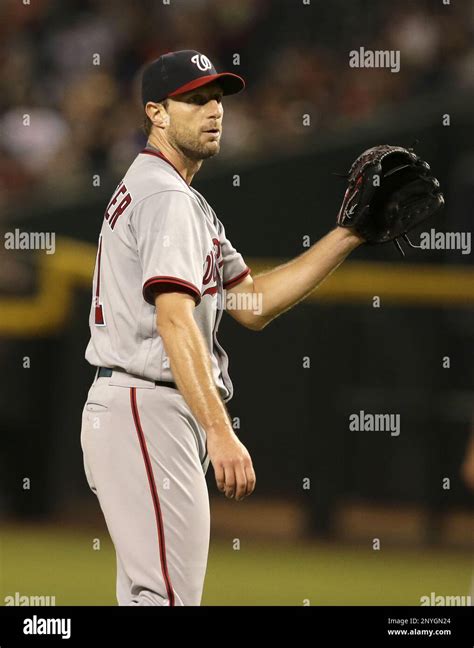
191,54,212,72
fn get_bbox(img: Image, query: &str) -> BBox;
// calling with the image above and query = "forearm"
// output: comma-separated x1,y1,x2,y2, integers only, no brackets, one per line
158,316,232,437
253,227,363,326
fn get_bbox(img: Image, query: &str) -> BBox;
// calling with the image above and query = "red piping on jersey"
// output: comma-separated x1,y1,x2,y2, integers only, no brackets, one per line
143,276,202,306
95,236,103,299
140,148,187,184
94,236,105,325
223,266,251,290
130,387,175,607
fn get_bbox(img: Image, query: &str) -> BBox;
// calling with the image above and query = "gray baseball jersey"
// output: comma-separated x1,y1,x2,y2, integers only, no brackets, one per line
85,145,251,402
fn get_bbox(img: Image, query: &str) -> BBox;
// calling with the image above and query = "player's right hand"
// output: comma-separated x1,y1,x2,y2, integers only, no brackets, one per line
206,430,256,501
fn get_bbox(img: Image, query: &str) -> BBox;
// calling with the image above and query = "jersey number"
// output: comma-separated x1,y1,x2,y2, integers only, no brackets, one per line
95,183,133,324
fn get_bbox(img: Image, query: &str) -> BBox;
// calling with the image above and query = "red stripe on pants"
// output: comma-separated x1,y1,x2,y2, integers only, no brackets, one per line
130,387,175,606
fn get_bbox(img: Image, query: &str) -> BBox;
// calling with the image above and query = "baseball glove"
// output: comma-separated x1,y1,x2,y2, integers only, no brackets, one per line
336,144,444,254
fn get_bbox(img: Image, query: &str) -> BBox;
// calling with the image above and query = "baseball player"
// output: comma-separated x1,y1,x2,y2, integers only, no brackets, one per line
80,50,442,606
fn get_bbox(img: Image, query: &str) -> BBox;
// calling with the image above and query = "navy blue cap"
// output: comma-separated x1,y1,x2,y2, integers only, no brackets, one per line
141,50,245,106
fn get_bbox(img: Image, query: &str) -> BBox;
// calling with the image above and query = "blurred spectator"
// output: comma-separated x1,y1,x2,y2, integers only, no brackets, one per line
0,107,69,173
0,0,472,207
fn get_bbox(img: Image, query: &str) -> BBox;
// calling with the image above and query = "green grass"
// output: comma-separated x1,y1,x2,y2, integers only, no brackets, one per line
0,524,116,605
1,524,472,606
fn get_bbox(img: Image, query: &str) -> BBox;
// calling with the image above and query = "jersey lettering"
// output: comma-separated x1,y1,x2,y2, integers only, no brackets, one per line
105,182,132,230
202,238,221,297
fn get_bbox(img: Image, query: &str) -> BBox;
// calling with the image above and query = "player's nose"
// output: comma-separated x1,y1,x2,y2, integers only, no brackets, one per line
206,98,223,119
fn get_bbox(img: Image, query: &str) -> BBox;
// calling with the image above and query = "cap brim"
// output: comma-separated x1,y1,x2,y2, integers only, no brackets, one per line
168,72,245,98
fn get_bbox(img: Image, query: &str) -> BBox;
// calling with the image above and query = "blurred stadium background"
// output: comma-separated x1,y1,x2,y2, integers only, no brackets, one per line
0,0,473,606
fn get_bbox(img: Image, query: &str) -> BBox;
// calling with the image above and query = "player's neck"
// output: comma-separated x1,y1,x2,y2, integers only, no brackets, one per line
146,137,202,185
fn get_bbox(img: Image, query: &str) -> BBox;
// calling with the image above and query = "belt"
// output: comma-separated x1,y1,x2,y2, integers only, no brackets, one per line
97,367,178,390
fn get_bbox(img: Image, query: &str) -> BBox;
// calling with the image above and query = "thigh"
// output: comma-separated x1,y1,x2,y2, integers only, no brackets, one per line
81,380,210,606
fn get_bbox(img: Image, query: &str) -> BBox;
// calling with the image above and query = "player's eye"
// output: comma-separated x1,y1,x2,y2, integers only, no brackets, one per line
189,94,223,105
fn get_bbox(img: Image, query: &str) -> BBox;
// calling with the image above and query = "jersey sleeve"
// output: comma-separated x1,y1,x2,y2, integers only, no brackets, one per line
218,220,251,290
131,190,207,306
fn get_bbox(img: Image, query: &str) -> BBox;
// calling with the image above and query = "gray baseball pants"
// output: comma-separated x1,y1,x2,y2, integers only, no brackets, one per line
80,370,210,606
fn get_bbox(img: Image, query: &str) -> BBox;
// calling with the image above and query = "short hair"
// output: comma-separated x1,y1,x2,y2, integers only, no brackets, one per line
143,98,169,136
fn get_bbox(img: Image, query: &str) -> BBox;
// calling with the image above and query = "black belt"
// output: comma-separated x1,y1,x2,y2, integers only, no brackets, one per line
98,367,178,390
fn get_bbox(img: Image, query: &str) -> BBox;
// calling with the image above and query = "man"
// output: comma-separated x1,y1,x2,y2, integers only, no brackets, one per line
80,49,365,607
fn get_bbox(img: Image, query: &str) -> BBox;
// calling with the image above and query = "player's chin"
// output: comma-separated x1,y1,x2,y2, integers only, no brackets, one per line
200,141,221,159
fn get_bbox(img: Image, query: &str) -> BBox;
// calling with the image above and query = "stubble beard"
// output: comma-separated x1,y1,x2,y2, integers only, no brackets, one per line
169,124,220,161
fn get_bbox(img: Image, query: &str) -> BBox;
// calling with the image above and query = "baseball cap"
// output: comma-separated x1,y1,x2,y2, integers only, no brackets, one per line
141,50,245,105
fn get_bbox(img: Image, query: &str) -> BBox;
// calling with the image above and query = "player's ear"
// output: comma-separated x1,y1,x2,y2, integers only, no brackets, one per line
145,101,169,129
